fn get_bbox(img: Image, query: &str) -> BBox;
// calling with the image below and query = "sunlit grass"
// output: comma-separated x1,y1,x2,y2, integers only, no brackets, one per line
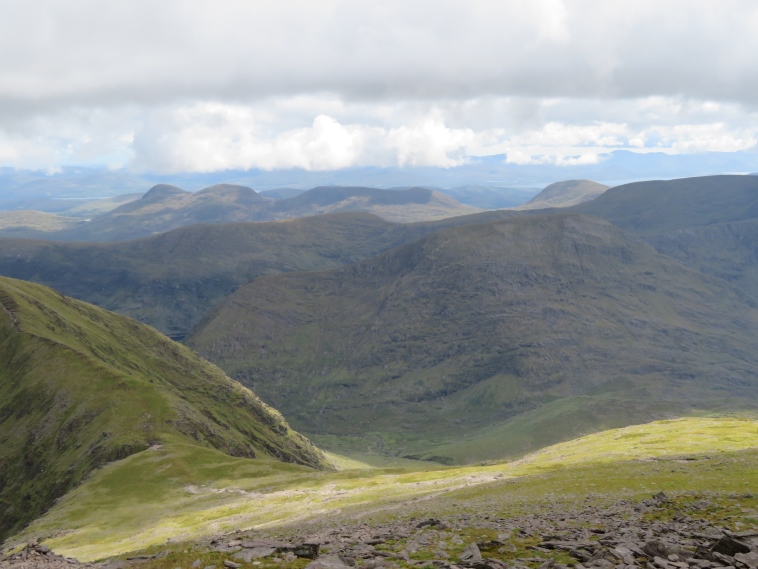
10,417,758,562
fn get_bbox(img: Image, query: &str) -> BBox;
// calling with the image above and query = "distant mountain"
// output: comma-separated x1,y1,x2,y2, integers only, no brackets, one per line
516,180,609,210
268,186,479,222
0,210,516,338
433,185,540,209
0,184,480,242
0,276,324,539
3,151,756,210
187,213,758,462
260,188,307,200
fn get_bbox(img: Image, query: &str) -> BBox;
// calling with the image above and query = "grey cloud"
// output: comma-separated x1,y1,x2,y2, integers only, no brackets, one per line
2,0,758,109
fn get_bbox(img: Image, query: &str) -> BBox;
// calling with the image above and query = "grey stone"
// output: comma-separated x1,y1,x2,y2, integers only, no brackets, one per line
305,554,353,569
233,548,277,562
713,536,751,556
735,551,758,568
460,543,482,563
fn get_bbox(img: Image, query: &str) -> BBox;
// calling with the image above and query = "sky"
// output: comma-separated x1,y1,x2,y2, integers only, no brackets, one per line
1,0,758,174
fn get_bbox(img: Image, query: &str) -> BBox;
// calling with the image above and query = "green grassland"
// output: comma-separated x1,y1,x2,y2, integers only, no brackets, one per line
8,417,758,562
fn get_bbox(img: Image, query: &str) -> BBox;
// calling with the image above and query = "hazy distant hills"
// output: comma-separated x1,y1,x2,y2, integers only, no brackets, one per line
0,276,323,538
0,211,516,338
187,213,758,461
0,210,84,235
433,185,539,209
516,179,609,210
0,183,480,242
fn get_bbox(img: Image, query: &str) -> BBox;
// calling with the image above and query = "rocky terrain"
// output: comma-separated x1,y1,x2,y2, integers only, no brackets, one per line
4,491,756,569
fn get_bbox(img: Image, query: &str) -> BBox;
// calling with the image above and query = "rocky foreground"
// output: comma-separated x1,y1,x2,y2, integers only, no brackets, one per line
2,492,757,569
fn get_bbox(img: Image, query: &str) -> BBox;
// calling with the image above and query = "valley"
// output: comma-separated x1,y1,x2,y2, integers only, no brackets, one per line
1,174,758,567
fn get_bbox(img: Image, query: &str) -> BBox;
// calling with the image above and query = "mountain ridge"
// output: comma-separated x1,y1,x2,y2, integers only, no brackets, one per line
0,276,324,539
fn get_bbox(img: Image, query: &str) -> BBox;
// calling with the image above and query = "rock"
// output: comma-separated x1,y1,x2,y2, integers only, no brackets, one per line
644,540,674,559
224,561,242,569
191,560,202,568
293,541,321,559
460,543,483,563
233,548,277,562
305,555,353,569
712,536,751,556
735,551,758,568
417,519,447,530
612,546,636,565
652,492,670,505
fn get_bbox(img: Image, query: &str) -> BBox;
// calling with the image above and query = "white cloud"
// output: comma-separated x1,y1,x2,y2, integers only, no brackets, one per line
1,1,758,172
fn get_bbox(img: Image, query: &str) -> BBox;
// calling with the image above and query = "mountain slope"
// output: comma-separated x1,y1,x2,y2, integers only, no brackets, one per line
0,276,324,539
517,179,609,210
187,214,758,460
571,174,758,304
572,174,758,234
0,211,516,338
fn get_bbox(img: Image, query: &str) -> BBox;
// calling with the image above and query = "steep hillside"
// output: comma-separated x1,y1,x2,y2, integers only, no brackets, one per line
0,211,516,338
517,179,609,210
0,277,324,539
187,214,758,460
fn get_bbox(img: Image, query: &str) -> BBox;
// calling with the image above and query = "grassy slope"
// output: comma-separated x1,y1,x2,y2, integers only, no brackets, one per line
0,277,324,540
0,211,515,338
9,417,758,561
188,213,758,460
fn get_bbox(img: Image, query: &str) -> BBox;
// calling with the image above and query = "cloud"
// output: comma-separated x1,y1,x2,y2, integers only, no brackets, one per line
1,1,758,172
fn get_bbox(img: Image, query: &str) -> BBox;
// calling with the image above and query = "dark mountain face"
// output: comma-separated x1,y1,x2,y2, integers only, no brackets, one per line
0,211,516,339
572,174,758,234
187,213,758,460
571,174,758,306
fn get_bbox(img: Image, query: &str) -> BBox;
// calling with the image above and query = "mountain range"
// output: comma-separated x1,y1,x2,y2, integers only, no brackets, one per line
0,210,516,339
0,184,479,242
186,211,758,461
2,171,758,555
